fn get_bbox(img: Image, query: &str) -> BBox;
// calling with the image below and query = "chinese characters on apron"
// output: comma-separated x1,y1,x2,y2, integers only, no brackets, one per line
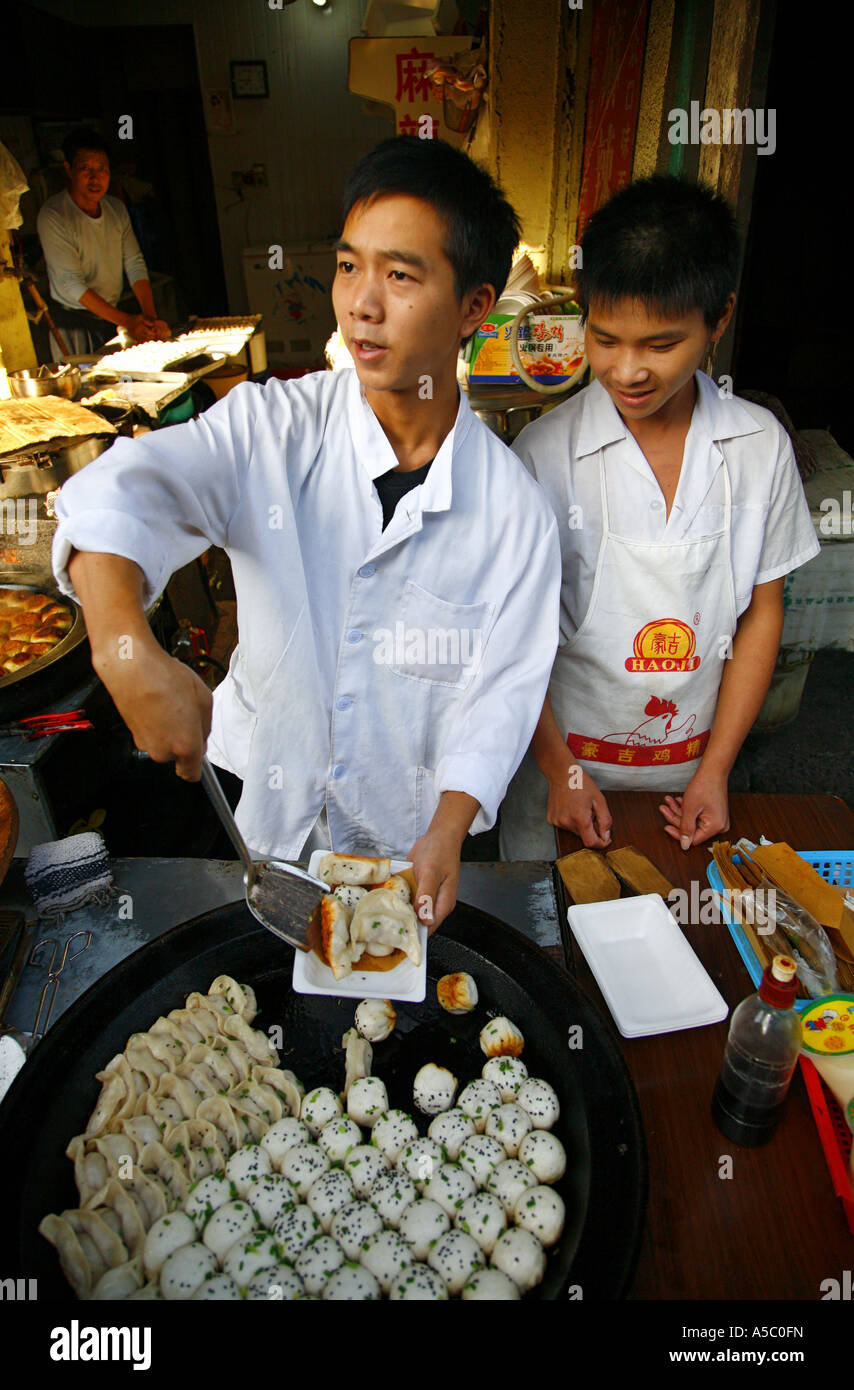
500,448,736,859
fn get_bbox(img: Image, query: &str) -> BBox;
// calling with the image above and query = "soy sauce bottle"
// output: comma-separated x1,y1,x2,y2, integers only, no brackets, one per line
711,954,801,1146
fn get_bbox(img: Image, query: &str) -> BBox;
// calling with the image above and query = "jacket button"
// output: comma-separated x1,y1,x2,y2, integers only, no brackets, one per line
336,696,352,711
359,563,376,578
332,764,345,779
346,629,362,644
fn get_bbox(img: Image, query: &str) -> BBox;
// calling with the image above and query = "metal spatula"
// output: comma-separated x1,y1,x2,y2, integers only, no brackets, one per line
201,757,326,952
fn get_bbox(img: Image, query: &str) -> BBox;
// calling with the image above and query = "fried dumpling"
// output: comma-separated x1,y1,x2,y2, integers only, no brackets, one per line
167,1119,229,1180
84,1178,148,1257
252,1066,304,1119
154,1071,207,1120
138,1142,191,1206
186,1041,244,1090
91,1256,145,1300
334,883,368,909
125,1037,171,1086
317,853,391,887
342,1027,372,1097
84,1064,128,1136
354,998,396,1043
39,1214,95,1299
207,975,258,1021
67,1137,110,1206
196,1096,242,1157
174,1059,221,1101
120,1170,170,1229
120,1115,162,1150
377,875,412,905
438,972,479,1015
350,889,421,967
94,1133,137,1176
221,1012,279,1065
60,1207,128,1270
320,896,360,980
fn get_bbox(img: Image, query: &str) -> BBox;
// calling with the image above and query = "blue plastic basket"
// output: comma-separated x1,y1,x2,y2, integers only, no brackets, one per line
706,850,854,1013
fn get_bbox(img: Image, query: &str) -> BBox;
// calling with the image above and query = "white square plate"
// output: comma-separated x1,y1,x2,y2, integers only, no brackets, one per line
567,894,728,1038
291,854,428,1002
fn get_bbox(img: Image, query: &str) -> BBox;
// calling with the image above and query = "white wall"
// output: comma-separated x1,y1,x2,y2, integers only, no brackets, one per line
33,0,393,311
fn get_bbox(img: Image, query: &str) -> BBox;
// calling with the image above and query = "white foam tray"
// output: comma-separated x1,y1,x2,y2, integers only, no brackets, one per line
291,854,427,1002
567,893,728,1038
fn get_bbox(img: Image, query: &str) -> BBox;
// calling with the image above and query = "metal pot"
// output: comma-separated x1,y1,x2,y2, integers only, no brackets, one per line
0,435,113,500
8,366,81,400
472,403,546,444
56,434,113,470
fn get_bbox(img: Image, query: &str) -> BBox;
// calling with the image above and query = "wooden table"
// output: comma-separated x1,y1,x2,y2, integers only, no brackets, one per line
556,793,854,1300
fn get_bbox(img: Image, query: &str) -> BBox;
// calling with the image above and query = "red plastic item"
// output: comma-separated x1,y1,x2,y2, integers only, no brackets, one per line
799,1055,854,1236
759,957,798,1009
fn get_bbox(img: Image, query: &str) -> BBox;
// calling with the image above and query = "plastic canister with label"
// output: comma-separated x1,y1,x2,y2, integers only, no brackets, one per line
800,993,854,1181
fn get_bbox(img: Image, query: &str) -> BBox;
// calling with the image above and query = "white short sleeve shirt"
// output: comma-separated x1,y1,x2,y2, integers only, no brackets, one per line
512,371,821,641
52,369,561,860
37,191,149,309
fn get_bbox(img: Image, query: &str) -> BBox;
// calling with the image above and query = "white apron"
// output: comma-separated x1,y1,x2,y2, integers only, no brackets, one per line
500,449,736,859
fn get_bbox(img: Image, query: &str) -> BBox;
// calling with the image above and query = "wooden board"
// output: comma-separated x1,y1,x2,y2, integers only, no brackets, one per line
0,777,18,889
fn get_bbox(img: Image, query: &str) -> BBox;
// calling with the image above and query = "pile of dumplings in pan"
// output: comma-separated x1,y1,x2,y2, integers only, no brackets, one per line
317,854,422,980
39,974,568,1300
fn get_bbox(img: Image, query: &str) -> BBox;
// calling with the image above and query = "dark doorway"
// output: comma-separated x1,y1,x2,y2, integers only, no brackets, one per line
91,24,228,320
6,7,227,325
732,7,850,453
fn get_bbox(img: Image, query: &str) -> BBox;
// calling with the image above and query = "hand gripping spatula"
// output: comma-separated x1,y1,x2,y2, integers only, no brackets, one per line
201,757,326,952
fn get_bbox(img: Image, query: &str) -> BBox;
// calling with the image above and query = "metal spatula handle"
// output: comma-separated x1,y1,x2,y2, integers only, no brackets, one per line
200,756,258,892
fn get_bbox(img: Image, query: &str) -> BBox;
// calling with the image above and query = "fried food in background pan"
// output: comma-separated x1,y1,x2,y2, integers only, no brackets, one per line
0,589,74,677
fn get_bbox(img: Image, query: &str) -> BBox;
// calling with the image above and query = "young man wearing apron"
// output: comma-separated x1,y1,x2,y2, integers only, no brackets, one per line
500,176,820,860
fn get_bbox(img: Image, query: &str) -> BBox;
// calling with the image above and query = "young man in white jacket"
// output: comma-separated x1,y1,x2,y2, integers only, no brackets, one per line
53,136,561,932
499,175,819,860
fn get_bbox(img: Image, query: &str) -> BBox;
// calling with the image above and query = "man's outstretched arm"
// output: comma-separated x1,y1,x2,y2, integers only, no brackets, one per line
68,550,212,779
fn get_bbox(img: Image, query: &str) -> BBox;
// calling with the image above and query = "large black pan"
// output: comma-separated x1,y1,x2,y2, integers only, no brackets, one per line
0,899,647,1300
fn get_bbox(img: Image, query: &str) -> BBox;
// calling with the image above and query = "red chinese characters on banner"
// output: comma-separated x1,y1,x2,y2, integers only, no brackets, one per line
393,47,441,136
566,729,711,767
395,49,440,104
577,0,649,233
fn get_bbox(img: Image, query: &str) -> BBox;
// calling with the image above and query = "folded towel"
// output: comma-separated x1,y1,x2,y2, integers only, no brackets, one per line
25,831,114,922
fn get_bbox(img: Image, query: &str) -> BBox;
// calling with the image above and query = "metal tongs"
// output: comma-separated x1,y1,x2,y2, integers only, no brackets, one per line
0,710,93,741
29,931,93,1042
0,930,92,1102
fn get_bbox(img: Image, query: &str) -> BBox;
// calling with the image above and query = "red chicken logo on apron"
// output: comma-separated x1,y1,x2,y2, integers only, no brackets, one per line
603,695,698,748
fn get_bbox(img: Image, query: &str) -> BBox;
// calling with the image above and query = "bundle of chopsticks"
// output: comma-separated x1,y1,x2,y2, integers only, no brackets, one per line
711,841,839,998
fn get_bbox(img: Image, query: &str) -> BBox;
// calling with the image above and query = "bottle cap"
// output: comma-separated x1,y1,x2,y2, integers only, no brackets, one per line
759,955,798,1007
771,955,797,983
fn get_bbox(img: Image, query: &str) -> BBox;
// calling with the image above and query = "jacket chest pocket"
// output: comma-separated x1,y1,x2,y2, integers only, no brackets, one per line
384,579,494,690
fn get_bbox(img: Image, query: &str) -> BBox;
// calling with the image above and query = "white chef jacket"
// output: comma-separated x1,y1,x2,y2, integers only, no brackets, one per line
37,191,149,310
513,371,821,642
52,368,561,860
